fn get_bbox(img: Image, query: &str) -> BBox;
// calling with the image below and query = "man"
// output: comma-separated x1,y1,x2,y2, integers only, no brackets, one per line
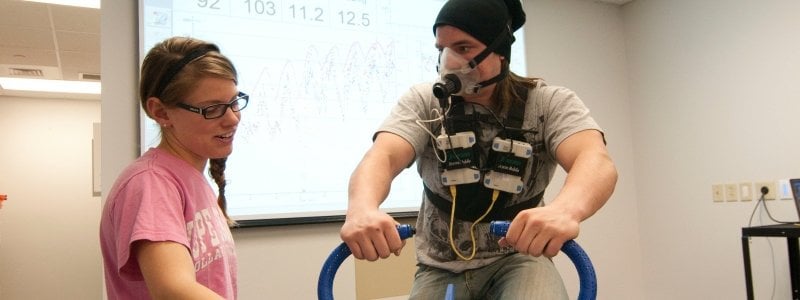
340,0,617,298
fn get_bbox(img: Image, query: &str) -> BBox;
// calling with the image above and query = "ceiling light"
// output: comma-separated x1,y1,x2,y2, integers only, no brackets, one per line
0,77,100,95
24,0,100,9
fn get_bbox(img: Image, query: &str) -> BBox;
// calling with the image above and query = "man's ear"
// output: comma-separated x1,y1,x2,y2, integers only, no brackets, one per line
146,97,170,126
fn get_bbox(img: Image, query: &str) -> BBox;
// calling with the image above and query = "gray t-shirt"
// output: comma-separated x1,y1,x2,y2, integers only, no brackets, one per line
376,81,602,273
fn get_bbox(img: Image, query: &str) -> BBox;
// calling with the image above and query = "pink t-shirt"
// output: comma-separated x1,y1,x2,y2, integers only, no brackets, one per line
100,148,237,299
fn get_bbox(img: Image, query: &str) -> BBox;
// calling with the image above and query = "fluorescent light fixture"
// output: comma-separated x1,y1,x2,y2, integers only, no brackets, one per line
0,77,100,95
24,0,100,9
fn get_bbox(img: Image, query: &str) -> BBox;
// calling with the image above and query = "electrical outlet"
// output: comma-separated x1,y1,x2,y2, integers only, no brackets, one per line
725,184,739,201
712,184,724,202
739,182,753,201
778,179,793,200
754,181,778,200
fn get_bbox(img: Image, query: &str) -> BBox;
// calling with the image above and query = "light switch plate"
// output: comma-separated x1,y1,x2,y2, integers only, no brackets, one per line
739,182,753,201
725,184,739,202
712,184,724,202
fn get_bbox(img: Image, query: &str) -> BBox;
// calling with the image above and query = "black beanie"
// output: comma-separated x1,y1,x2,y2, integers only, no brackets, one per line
433,0,525,59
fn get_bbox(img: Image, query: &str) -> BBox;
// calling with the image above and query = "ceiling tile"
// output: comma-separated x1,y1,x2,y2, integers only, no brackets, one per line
0,47,58,66
50,5,100,33
55,31,99,53
0,25,55,50
59,50,100,75
0,1,51,29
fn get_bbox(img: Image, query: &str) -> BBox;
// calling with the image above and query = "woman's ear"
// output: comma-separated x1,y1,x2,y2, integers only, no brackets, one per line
146,97,171,127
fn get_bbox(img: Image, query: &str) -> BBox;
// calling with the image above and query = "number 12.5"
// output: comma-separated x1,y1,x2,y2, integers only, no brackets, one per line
338,11,369,26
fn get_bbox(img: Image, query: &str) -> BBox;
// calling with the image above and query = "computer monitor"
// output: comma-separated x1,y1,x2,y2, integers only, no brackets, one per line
790,178,800,223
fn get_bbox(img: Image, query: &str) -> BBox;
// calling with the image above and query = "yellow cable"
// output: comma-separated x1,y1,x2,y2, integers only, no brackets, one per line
448,186,462,258
448,187,502,260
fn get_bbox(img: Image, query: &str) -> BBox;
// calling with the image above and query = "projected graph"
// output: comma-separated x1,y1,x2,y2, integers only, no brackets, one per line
140,0,526,221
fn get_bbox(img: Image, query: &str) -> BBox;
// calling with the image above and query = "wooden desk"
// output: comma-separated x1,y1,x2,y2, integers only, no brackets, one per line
741,224,800,300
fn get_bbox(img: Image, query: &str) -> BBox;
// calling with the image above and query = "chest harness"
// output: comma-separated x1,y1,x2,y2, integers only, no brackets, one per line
423,87,545,224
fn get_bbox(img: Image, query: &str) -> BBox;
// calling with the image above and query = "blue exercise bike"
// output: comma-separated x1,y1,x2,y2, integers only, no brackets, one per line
318,221,597,300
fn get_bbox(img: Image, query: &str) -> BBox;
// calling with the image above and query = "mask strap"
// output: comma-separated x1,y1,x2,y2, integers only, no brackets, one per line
473,63,509,92
465,24,512,92
466,24,511,69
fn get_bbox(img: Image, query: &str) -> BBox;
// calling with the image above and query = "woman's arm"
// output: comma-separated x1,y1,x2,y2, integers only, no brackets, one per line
135,240,225,300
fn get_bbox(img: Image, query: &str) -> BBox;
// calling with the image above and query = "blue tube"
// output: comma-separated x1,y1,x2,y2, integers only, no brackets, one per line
445,283,454,300
318,222,597,300
489,220,597,300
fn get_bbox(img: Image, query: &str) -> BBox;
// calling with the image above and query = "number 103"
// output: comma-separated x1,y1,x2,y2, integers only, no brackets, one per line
244,0,277,15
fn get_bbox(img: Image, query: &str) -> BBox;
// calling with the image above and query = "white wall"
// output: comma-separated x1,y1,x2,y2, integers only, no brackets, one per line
0,96,101,299
527,0,644,299
623,0,800,299
10,0,798,299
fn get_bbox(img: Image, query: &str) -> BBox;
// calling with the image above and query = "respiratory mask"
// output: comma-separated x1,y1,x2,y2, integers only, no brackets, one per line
432,47,483,99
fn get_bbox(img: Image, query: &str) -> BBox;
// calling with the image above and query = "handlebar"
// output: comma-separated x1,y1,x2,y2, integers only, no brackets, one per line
317,222,597,300
490,221,597,300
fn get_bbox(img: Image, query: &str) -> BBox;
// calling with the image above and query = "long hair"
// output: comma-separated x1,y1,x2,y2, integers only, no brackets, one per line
139,36,238,226
492,59,541,115
208,157,234,226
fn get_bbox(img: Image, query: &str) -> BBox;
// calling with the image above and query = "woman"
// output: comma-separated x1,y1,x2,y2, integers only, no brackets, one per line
100,36,247,299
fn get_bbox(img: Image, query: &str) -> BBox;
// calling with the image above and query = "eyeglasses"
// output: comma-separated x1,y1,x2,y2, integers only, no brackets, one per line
176,91,249,119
